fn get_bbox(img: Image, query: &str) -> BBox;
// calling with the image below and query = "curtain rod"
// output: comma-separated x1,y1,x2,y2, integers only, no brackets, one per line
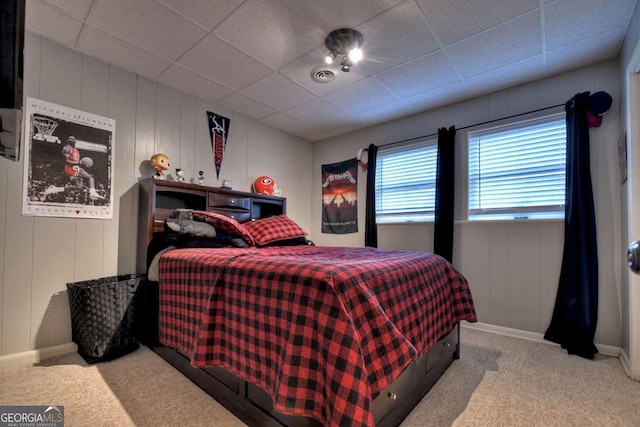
377,102,566,149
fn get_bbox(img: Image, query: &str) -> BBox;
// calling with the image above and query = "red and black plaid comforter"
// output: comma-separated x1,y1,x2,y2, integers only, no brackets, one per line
158,246,476,427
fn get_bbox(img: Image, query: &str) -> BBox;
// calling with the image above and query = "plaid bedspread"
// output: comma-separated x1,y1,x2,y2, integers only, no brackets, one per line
158,246,476,427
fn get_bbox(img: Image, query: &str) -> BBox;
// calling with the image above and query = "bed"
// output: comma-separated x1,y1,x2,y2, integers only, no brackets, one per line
136,178,477,427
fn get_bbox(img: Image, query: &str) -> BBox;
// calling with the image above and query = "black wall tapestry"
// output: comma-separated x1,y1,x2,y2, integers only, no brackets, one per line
322,158,358,234
544,92,599,359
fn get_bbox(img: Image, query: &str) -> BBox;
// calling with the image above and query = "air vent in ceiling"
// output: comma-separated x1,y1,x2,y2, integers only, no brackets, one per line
311,66,337,83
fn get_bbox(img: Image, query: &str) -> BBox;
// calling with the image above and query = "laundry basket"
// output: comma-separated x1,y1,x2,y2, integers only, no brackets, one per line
67,274,143,364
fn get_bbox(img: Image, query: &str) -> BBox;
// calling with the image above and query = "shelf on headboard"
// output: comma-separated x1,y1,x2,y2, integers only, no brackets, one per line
136,178,286,274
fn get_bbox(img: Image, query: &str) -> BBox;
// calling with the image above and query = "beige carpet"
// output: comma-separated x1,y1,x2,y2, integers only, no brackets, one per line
1,328,639,427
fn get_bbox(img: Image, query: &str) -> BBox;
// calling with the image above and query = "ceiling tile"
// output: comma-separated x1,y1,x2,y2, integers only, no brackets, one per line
417,0,539,46
26,0,84,49
278,0,405,33
24,0,638,142
356,1,440,75
293,127,341,142
87,0,207,61
178,34,273,91
464,55,545,95
546,27,625,74
76,26,172,80
214,0,323,70
260,112,315,136
400,80,470,113
279,45,369,97
241,73,317,111
157,0,245,31
353,99,411,125
377,50,461,98
156,64,234,103
284,98,354,126
217,93,279,120
324,77,399,114
545,0,637,50
447,11,541,78
43,0,94,20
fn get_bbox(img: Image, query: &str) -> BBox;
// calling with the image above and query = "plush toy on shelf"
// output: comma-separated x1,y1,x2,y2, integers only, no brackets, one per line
151,153,170,179
198,170,205,185
175,168,185,182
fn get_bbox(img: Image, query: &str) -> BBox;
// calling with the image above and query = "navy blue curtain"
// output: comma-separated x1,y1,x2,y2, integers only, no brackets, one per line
544,92,598,359
434,126,456,262
365,144,378,248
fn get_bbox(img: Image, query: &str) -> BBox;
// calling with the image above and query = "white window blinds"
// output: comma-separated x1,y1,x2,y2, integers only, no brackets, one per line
468,115,566,220
375,138,437,223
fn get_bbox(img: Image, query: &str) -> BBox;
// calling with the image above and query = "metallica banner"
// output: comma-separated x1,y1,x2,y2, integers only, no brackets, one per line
207,111,230,180
322,158,358,234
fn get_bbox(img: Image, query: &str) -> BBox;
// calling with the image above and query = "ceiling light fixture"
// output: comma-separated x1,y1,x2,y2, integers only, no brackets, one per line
325,51,337,65
324,28,364,73
340,56,352,72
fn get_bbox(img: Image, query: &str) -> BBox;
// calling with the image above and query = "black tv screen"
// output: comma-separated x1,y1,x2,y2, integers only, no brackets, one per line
0,0,25,109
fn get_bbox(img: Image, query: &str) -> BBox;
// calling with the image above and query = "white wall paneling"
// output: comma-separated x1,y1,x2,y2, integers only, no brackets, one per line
312,58,623,347
0,35,312,357
178,95,196,185
109,66,138,276
0,33,624,358
30,38,81,350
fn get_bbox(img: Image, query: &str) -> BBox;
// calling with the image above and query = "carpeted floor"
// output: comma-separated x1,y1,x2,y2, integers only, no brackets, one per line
1,327,639,426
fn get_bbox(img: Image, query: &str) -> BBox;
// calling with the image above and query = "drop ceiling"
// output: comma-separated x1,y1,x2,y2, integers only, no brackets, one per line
25,0,638,142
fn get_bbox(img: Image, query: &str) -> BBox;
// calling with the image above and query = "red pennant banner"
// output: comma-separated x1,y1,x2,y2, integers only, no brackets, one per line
207,112,230,180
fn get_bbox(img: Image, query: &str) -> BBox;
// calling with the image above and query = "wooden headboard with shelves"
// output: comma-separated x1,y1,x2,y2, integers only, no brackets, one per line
136,178,286,274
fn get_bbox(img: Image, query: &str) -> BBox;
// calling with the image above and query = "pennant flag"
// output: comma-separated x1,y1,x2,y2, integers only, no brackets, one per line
207,111,230,179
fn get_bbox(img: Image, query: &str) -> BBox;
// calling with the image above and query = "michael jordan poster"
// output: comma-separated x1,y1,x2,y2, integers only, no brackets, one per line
22,97,115,219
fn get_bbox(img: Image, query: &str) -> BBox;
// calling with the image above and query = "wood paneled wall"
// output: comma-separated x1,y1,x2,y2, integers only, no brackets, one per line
312,59,623,347
0,34,312,357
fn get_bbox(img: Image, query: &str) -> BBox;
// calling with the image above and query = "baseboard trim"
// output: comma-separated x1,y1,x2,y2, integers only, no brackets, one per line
0,343,77,368
461,321,621,357
0,324,622,367
620,347,632,378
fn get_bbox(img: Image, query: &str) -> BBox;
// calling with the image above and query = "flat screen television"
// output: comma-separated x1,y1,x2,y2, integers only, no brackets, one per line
0,0,25,110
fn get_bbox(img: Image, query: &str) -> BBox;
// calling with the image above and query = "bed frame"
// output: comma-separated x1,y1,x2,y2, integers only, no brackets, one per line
136,178,460,427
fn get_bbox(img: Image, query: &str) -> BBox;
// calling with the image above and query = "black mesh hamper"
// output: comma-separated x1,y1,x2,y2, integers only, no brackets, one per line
67,275,143,363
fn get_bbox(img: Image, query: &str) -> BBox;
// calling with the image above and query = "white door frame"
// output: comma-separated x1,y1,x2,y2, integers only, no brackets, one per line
623,46,640,381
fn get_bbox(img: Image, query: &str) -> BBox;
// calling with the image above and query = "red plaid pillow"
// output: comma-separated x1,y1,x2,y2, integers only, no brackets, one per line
192,210,254,246
244,215,308,246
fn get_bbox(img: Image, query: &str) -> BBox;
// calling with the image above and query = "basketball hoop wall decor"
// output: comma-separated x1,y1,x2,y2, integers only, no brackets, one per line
22,97,115,219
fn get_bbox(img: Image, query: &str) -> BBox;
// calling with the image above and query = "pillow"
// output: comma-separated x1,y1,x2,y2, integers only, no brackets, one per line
191,210,254,246
261,237,313,247
208,229,250,248
165,218,217,239
244,215,308,246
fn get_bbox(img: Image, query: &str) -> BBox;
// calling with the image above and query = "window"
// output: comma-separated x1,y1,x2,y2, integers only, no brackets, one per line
375,138,437,223
468,114,566,220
